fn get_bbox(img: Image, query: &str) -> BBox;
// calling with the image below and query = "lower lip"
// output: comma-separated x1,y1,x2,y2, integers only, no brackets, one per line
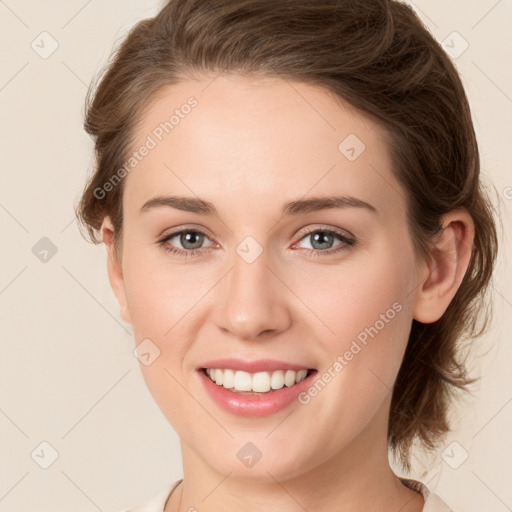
198,369,317,418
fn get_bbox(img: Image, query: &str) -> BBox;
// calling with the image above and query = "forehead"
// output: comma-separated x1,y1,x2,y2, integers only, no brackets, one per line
124,74,405,221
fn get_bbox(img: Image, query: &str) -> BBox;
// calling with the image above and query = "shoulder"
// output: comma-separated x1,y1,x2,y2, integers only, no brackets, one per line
115,479,183,512
399,477,454,512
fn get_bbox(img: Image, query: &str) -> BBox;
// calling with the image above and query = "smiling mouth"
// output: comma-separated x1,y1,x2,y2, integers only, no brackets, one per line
200,367,317,394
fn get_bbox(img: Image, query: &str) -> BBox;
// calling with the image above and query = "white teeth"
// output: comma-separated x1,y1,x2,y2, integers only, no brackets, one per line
234,370,252,391
297,369,308,381
284,370,296,387
270,370,285,390
204,368,309,393
222,369,235,389
252,372,271,392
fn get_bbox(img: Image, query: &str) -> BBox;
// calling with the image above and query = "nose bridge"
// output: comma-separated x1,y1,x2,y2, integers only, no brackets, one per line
215,239,290,340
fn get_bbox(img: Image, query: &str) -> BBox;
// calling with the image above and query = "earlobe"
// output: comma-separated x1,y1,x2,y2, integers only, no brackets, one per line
412,209,474,324
100,216,131,324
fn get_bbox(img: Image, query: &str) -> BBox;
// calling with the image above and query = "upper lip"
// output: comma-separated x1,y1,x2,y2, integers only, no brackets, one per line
199,358,315,373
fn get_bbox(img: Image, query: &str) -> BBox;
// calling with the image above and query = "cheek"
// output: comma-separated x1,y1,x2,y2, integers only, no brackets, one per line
121,244,202,338
292,252,415,451
120,245,203,428
291,243,414,353
324,250,414,397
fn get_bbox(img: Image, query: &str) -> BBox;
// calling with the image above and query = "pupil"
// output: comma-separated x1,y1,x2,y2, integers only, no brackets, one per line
312,232,332,250
182,232,203,250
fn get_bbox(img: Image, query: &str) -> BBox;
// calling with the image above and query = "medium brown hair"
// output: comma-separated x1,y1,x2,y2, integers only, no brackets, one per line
76,0,498,472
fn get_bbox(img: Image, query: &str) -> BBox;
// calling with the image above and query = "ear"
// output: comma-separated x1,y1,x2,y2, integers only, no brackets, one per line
412,208,475,323
101,216,131,324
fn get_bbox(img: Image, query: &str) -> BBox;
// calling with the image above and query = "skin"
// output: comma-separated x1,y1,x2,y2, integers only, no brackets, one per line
101,74,474,512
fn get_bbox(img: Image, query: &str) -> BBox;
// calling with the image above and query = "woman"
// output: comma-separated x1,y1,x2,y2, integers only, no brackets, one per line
76,0,498,510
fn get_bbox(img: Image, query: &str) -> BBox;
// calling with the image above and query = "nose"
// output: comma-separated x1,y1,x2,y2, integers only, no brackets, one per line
214,247,291,341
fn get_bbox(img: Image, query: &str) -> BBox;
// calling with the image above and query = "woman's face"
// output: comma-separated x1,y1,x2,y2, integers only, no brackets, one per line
106,74,429,481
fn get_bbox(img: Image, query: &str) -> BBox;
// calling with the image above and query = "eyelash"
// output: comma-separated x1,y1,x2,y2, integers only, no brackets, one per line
157,226,355,259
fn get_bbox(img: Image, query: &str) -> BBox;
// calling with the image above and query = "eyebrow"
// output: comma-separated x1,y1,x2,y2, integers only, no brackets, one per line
139,194,378,217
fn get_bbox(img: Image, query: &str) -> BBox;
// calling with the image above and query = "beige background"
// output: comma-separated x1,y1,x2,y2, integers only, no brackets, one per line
0,1,510,510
